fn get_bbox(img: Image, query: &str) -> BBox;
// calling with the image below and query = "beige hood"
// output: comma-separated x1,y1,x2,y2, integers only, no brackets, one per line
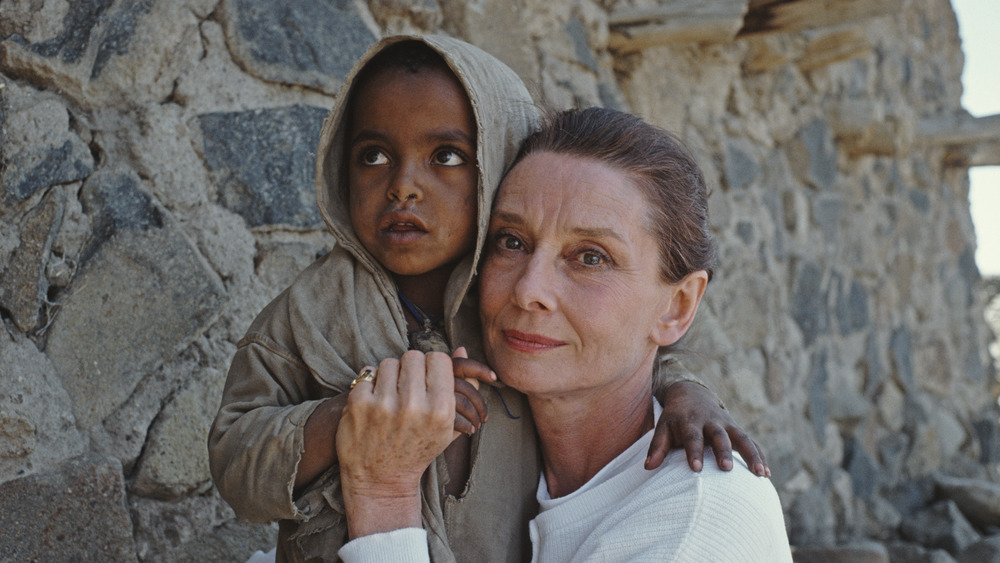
314,34,540,336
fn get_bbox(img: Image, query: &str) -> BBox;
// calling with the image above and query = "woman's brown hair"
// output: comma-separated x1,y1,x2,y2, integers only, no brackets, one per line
510,107,717,283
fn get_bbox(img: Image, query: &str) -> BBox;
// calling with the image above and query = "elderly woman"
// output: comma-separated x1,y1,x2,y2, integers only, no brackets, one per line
336,108,792,561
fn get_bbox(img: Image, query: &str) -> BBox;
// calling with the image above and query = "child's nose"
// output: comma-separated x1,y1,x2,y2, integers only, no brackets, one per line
388,162,425,202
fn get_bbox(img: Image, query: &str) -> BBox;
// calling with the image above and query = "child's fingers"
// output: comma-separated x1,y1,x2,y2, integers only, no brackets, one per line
452,357,497,385
732,431,770,477
681,424,706,473
706,423,734,471
645,415,676,470
454,378,487,429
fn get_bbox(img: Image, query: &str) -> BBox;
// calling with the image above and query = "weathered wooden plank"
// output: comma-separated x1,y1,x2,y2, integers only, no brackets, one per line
916,113,1000,147
608,0,749,51
739,0,903,37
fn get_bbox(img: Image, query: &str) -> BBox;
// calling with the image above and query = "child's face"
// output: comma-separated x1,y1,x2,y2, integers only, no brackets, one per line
347,65,478,280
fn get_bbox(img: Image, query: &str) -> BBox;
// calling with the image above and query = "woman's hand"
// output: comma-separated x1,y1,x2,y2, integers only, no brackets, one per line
336,350,458,539
646,381,770,477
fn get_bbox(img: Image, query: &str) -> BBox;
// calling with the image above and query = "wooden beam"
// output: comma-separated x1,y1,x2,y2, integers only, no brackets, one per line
795,28,871,72
738,0,903,37
916,113,1000,147
608,0,748,51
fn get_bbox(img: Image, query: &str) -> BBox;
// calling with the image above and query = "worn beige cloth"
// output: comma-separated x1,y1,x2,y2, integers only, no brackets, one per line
208,35,542,562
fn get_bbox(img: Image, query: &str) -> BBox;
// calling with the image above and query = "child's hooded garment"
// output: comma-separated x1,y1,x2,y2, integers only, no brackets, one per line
208,34,542,562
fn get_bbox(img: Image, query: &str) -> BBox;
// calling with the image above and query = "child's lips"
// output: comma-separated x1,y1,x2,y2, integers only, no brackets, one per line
378,211,428,243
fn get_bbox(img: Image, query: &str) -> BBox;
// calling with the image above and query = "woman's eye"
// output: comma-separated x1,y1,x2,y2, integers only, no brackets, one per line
580,252,606,266
361,149,388,165
497,234,523,251
433,149,466,166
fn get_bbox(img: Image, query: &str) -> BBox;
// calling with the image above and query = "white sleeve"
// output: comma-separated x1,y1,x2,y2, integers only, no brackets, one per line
337,528,430,563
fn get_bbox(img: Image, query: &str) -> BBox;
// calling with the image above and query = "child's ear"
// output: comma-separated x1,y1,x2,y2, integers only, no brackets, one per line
650,271,709,347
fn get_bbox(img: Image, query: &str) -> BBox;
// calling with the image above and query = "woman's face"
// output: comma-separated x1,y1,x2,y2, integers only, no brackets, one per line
479,152,679,399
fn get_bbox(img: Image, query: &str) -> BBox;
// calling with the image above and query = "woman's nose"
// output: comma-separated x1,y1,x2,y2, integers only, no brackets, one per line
387,161,424,202
512,253,557,311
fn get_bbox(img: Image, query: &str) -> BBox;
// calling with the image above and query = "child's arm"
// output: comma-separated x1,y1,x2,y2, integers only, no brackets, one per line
295,349,493,491
648,381,770,477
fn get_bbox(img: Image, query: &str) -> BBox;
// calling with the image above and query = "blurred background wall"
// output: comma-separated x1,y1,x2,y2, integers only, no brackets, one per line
1,0,998,560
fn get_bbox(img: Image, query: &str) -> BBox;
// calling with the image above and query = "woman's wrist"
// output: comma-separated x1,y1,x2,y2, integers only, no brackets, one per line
341,478,423,539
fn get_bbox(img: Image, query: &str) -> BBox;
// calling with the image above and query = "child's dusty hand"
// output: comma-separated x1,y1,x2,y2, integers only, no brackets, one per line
451,347,495,436
646,381,770,477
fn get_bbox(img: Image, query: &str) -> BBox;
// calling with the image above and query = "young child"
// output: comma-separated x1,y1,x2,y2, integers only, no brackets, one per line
209,35,766,563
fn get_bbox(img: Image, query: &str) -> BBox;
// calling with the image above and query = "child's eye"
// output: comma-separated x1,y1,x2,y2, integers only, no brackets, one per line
361,149,389,166
433,149,466,166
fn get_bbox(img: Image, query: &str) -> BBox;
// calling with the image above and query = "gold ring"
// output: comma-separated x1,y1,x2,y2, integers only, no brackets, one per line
351,367,376,389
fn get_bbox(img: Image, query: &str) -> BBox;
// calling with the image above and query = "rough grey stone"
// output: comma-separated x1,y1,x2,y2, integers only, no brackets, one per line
885,474,935,516
788,117,838,190
220,0,376,95
793,543,889,562
788,487,837,546
0,454,136,561
890,326,915,392
199,105,328,228
0,82,94,205
131,367,226,499
862,332,885,398
724,140,761,189
900,500,981,555
909,188,931,213
813,195,844,242
2,138,94,205
792,261,829,346
0,189,63,332
155,520,278,563
736,220,754,244
565,16,599,73
956,535,1000,563
0,329,85,484
129,490,274,562
887,542,958,563
837,278,871,335
844,436,880,499
808,350,829,443
4,0,152,80
934,475,1000,530
44,169,226,428
973,417,1000,464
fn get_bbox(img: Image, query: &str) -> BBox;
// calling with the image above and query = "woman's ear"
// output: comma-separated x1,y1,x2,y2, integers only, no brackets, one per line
650,270,709,347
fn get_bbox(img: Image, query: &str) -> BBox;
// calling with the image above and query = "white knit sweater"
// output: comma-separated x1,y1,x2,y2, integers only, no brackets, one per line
339,402,792,562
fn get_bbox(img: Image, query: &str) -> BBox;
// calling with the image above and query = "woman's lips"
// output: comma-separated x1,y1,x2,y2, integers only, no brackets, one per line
502,329,566,352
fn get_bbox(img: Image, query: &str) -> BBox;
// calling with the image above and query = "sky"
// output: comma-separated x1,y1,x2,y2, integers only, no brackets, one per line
952,0,1000,276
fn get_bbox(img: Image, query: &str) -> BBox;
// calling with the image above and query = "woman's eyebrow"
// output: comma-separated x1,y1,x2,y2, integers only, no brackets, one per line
493,210,524,225
493,211,626,243
572,227,625,243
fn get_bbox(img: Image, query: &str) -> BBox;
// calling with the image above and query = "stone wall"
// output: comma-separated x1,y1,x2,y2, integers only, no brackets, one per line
1,0,997,560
